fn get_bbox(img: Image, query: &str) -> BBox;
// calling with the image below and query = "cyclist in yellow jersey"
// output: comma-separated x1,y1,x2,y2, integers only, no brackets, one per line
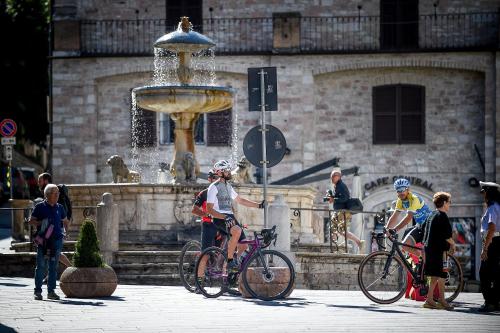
385,178,433,255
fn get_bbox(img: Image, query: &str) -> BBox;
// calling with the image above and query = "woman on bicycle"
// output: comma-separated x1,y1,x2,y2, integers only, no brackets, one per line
478,181,500,312
422,192,456,310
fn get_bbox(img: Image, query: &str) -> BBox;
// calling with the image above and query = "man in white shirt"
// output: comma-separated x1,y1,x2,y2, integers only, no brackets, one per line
206,160,264,272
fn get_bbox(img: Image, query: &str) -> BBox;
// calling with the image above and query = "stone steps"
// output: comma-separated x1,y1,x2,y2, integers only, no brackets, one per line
112,263,179,276
117,274,182,286
10,242,185,253
112,251,185,285
114,251,183,264
295,243,355,253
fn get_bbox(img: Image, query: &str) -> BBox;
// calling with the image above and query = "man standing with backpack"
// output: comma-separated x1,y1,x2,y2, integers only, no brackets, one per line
36,173,72,269
29,184,69,300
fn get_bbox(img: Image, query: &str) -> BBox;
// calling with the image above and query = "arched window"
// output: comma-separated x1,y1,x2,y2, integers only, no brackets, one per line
372,84,425,144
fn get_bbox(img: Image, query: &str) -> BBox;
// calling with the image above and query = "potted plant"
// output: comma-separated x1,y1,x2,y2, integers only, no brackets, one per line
59,218,118,298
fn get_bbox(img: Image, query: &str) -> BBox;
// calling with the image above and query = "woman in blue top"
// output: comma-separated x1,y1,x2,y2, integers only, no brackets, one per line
478,181,500,312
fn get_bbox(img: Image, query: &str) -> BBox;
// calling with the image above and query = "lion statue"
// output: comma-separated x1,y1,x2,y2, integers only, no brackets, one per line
231,157,254,184
106,155,141,183
170,152,197,183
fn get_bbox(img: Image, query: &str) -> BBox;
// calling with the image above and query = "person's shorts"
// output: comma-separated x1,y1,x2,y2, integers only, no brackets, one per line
404,224,424,244
424,248,447,278
201,222,218,250
213,214,246,242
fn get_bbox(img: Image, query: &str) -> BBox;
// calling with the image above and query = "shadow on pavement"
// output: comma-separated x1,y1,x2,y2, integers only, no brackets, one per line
90,295,126,301
225,296,322,308
0,323,17,333
0,282,29,287
327,304,412,314
59,299,106,306
452,308,500,316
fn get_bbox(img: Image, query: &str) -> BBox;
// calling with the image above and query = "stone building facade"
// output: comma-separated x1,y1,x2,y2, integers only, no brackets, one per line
51,0,500,277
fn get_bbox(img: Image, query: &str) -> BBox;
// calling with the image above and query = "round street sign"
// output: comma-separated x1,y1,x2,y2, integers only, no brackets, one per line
0,119,17,137
243,125,287,168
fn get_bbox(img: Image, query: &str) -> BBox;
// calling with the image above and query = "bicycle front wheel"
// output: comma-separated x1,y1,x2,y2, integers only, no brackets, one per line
178,240,201,292
242,249,295,301
443,254,464,302
358,251,407,304
194,246,227,298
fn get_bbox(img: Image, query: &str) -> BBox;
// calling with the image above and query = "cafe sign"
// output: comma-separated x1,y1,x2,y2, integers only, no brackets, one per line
364,175,434,192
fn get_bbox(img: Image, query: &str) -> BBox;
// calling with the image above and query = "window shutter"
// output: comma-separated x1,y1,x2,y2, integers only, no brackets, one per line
132,108,157,147
400,85,424,143
207,109,232,146
166,0,202,30
373,86,397,143
373,84,425,144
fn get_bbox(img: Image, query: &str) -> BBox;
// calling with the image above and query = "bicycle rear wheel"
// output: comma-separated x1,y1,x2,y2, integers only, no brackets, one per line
194,246,227,298
358,251,407,304
443,254,463,302
178,240,201,292
242,249,295,301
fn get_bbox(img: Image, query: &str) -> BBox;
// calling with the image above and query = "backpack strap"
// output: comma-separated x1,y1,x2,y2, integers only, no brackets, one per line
422,211,438,247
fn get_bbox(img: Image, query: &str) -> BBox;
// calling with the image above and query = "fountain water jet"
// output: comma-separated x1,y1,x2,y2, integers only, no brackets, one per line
133,17,234,183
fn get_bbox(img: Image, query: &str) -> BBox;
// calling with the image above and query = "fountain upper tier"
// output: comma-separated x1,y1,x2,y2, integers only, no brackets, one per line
133,85,233,114
133,17,233,114
154,27,215,53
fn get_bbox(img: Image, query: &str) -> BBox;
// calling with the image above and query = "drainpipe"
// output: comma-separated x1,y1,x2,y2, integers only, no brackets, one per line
47,0,54,173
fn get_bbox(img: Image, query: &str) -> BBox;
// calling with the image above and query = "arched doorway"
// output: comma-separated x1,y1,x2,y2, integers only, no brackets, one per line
360,185,434,245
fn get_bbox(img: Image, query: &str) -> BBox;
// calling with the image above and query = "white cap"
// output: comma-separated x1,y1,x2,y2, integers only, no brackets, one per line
480,181,500,191
330,167,342,177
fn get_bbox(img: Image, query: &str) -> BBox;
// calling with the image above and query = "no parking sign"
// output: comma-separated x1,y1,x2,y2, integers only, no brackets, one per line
0,119,17,137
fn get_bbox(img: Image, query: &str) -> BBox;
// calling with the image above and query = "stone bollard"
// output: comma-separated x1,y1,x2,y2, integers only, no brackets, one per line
96,193,119,265
9,199,32,242
239,195,295,299
268,194,293,260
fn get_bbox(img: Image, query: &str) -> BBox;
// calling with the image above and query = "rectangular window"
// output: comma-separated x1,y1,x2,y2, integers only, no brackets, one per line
380,0,419,50
207,109,232,146
373,84,425,144
132,108,157,147
166,0,202,30
159,113,205,145
159,113,175,145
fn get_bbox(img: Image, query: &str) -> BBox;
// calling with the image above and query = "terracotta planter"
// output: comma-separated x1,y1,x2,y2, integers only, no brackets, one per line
60,266,118,298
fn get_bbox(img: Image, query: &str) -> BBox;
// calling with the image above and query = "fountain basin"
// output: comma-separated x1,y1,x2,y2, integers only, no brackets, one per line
133,85,233,114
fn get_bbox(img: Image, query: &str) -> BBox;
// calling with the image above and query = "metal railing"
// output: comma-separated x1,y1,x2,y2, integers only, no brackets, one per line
290,207,384,254
0,205,96,252
78,12,499,56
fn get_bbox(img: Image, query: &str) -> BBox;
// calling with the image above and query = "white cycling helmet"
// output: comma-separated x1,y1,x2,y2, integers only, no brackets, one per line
393,178,410,192
213,160,232,173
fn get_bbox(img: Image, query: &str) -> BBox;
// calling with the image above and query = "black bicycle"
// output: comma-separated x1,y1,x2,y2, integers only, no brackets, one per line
178,239,202,292
178,229,227,292
358,228,463,304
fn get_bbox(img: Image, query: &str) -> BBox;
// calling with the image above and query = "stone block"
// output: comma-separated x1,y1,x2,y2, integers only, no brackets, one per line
53,20,80,51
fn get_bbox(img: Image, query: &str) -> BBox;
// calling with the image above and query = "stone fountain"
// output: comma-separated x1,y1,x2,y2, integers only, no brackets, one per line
63,17,320,253
132,17,233,183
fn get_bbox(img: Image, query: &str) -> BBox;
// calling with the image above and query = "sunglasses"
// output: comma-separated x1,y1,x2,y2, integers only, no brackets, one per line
396,188,408,193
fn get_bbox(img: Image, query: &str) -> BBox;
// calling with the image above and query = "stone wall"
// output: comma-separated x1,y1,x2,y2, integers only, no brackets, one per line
52,51,497,201
66,183,319,245
56,0,500,21
295,252,364,290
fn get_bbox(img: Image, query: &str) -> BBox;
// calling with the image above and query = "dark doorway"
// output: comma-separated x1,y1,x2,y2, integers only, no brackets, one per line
166,0,203,31
380,0,419,50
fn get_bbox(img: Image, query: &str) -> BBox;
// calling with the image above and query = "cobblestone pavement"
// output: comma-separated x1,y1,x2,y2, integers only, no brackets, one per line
0,277,498,333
